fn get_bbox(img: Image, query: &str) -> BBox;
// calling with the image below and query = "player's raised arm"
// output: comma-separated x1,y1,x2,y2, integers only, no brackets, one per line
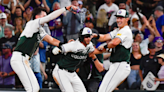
93,33,111,42
39,5,77,25
43,35,61,47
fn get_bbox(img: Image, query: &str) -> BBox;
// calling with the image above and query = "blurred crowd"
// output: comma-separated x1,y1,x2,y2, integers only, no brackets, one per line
0,0,164,91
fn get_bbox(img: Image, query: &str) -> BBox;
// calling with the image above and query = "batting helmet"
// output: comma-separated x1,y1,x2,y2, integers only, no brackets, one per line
79,27,92,42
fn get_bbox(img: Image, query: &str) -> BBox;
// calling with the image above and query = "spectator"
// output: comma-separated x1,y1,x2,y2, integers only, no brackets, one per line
0,5,5,13
0,25,18,51
127,42,142,89
24,0,49,11
139,42,161,82
129,4,147,30
59,0,71,8
133,27,155,56
85,17,99,46
154,6,164,37
154,36,164,55
85,0,97,19
96,8,108,34
134,0,159,19
155,54,164,90
97,0,119,18
0,13,14,38
14,17,23,38
49,2,64,42
0,43,15,88
63,0,85,41
11,7,24,25
23,6,33,23
0,0,17,12
4,9,12,24
97,0,119,33
46,0,59,12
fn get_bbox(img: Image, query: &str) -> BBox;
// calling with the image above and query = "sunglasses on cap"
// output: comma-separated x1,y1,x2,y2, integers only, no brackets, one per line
156,40,163,43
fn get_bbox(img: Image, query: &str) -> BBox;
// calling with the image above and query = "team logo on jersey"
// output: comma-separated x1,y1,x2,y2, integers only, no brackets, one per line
117,33,122,36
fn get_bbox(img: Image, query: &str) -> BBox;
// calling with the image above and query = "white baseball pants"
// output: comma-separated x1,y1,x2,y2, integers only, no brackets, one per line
10,51,40,92
52,64,86,92
98,62,131,92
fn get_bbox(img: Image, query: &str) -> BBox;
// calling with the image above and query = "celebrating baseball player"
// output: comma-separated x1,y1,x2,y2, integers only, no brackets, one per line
52,27,104,92
93,9,133,92
10,5,77,92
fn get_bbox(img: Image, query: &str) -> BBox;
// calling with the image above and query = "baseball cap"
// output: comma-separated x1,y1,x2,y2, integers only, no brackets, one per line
157,54,164,59
155,6,163,12
85,17,93,23
81,27,92,35
1,43,12,49
115,9,129,18
153,36,163,43
78,1,83,5
4,9,10,14
132,18,139,24
0,12,7,19
148,42,156,49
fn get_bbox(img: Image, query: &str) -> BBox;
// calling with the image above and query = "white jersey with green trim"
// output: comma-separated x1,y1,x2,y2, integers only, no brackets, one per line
57,39,95,71
14,19,47,57
109,26,133,62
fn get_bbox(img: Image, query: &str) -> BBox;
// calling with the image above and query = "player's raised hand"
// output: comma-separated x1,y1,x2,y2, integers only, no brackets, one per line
65,5,78,14
52,47,61,55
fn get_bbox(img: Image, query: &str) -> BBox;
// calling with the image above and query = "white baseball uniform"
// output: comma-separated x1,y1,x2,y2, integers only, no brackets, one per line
10,8,66,92
98,26,133,92
52,39,95,92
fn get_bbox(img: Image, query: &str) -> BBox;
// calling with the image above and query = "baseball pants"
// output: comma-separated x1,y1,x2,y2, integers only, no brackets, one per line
98,62,131,92
10,51,40,92
52,64,87,92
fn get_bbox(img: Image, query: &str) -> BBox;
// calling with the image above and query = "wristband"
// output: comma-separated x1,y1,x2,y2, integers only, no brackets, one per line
65,7,68,10
95,34,100,39
92,58,97,62
104,44,108,49
59,42,64,47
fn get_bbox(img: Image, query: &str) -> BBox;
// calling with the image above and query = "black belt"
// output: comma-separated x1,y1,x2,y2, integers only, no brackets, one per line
59,66,74,73
111,61,130,64
21,53,31,60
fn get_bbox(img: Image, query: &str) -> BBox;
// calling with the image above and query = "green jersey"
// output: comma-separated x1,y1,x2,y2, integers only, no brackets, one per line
57,39,95,71
14,19,47,57
109,26,133,62
78,54,104,81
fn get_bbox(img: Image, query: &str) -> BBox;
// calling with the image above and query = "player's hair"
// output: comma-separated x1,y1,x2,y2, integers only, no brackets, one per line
32,7,47,20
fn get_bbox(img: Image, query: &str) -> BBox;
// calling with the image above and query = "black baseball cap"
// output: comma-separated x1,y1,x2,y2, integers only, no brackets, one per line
148,42,155,49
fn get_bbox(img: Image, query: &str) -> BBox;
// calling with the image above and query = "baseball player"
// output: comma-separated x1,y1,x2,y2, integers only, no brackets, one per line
93,9,133,92
52,27,104,92
10,5,77,92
